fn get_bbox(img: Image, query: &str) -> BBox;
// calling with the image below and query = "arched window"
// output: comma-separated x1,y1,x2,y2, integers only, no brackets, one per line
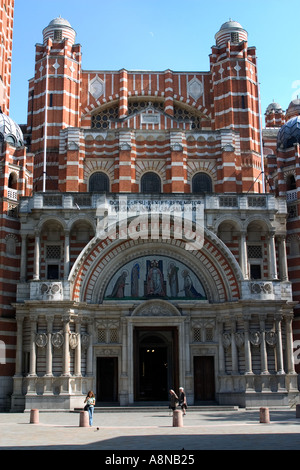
141,172,161,193
192,173,212,193
89,172,110,192
8,172,17,190
286,174,296,191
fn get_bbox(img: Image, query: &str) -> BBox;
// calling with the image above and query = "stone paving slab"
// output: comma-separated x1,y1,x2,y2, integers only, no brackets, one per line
0,409,299,451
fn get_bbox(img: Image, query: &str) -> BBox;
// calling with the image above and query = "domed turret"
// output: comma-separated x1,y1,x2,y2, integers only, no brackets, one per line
286,99,300,121
215,19,248,47
42,16,76,45
265,102,285,128
0,112,24,147
277,116,300,149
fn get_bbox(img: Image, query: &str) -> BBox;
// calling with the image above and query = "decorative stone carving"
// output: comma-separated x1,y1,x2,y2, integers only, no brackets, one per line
222,333,231,349
250,331,261,346
235,332,244,348
35,333,47,348
40,282,63,300
69,333,79,349
187,77,204,101
52,331,64,349
250,282,273,295
81,333,90,349
266,331,277,347
89,76,105,100
132,299,181,317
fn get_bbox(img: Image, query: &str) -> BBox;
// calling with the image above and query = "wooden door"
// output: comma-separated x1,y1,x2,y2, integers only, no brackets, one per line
97,357,118,402
194,356,215,402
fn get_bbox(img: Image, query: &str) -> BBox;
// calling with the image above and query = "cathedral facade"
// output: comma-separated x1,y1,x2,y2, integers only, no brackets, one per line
0,11,299,411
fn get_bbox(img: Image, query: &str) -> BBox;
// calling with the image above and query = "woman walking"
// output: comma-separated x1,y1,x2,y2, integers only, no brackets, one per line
84,390,95,426
179,387,187,415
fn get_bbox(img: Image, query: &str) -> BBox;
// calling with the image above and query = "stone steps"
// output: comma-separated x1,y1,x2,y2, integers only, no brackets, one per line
75,403,239,413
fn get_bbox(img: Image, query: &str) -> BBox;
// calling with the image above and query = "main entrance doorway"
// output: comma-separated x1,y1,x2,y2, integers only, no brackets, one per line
194,356,215,402
134,327,179,401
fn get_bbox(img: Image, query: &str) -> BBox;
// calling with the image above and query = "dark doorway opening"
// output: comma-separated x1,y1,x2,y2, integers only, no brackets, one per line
194,356,215,402
97,357,118,402
134,327,178,401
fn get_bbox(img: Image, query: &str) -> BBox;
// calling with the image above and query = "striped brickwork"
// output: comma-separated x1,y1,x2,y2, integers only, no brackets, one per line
0,0,14,115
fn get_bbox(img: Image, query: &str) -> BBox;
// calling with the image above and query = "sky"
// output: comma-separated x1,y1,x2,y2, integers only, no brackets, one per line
10,0,300,125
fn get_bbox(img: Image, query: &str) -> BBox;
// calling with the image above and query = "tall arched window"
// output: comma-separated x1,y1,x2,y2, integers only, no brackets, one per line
192,173,212,193
141,172,161,193
286,174,296,191
89,172,110,192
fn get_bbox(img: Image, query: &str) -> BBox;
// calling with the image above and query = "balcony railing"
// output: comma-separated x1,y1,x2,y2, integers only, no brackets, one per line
19,192,286,214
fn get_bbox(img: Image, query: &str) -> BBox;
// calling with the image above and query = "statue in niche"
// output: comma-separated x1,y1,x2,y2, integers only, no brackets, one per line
182,269,204,299
131,263,140,298
108,271,128,298
146,260,165,297
168,262,179,297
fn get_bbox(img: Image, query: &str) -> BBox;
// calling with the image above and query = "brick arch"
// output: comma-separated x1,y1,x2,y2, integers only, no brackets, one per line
70,230,241,304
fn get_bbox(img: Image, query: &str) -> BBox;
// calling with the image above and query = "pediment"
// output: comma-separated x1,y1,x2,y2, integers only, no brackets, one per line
131,299,181,317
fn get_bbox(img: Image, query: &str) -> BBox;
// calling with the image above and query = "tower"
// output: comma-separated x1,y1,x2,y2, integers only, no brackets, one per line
27,17,81,192
0,0,14,115
210,20,263,193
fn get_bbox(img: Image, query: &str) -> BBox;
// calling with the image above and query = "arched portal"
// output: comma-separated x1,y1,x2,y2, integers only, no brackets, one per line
134,328,179,401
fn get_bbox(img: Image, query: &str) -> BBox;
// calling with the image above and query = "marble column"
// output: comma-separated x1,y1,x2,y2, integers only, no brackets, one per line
74,320,81,376
231,319,238,374
260,316,269,374
285,314,296,374
86,321,93,377
243,316,253,374
45,316,54,376
278,236,288,281
62,316,70,376
20,234,27,282
33,232,40,281
267,231,278,280
64,230,70,280
239,231,249,279
217,318,225,374
29,316,37,376
275,314,285,375
15,315,24,377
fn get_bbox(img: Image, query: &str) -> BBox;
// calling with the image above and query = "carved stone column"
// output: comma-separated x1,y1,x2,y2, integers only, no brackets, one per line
217,318,225,374
231,318,238,374
86,320,93,377
267,231,278,280
64,230,70,280
29,316,37,376
260,316,269,375
278,236,288,281
239,231,249,279
20,234,27,282
243,316,253,374
285,314,296,374
15,315,24,377
33,231,40,280
45,316,54,376
275,314,285,375
74,319,81,376
62,315,70,376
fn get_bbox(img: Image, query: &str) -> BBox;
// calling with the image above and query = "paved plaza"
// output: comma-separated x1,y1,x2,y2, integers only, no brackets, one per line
0,407,299,452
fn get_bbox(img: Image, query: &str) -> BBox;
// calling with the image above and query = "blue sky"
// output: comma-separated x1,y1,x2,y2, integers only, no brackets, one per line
10,0,299,125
